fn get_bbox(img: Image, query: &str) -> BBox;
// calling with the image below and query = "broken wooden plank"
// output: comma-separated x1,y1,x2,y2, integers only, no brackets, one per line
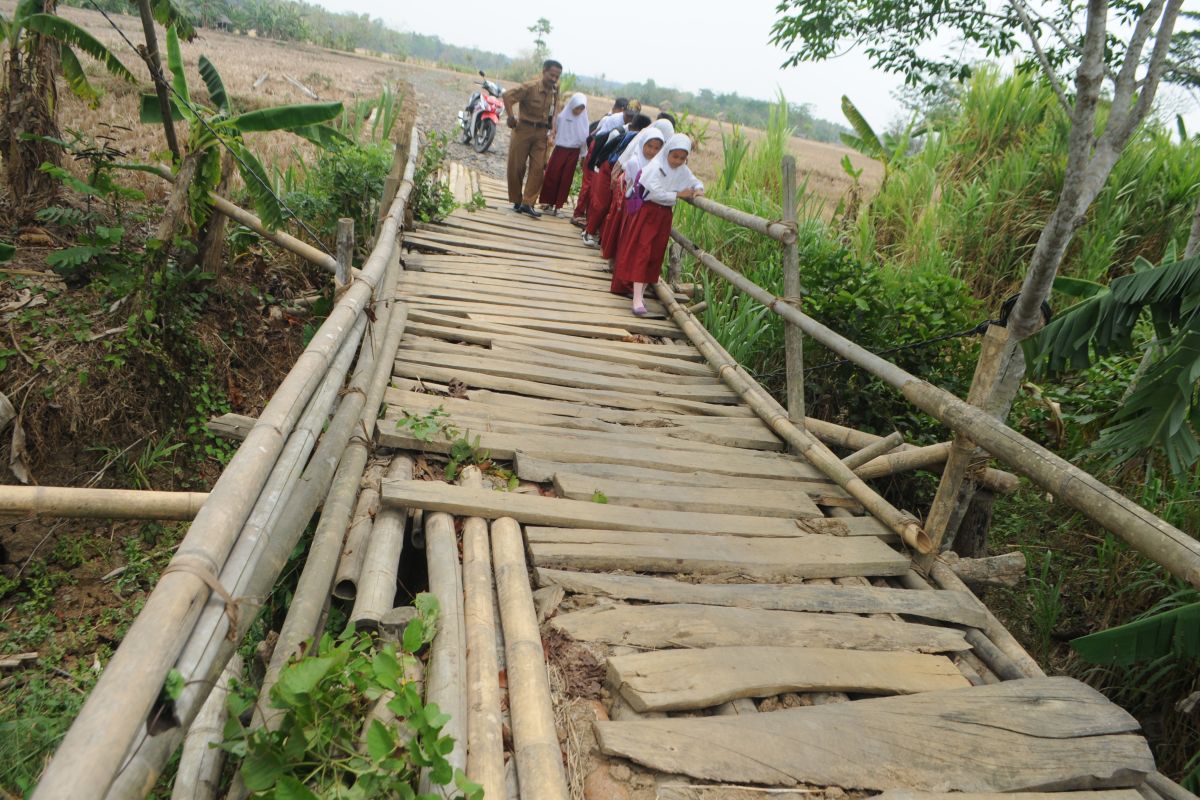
554,603,967,653
378,481,850,540
207,412,255,441
595,677,1153,792
526,528,907,578
552,474,820,518
533,569,988,627
607,646,969,712
873,792,1144,800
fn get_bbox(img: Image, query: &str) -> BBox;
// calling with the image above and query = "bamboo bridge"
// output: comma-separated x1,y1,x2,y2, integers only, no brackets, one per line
21,128,1200,800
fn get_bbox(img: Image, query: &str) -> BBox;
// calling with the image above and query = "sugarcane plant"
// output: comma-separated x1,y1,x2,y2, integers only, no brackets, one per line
0,0,136,213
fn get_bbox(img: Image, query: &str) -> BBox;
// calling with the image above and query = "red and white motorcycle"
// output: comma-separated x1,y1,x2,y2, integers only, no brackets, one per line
458,70,504,153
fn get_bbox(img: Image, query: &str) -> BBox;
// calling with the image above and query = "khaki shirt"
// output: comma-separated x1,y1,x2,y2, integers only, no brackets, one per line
504,78,559,126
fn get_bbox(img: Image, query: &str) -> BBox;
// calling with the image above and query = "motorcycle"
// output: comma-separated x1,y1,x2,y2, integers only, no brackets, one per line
458,70,504,153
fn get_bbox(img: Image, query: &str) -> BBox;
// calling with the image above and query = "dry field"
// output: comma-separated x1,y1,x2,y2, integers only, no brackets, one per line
1,1,879,214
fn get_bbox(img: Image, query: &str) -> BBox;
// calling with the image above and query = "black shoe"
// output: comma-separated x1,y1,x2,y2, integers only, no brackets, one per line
517,204,542,218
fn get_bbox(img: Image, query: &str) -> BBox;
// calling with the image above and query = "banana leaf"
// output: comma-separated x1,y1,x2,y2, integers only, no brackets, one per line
151,0,194,41
840,95,884,159
23,14,134,82
165,25,189,107
140,93,184,124
59,45,100,105
230,102,343,133
198,55,229,114
1072,602,1200,666
287,124,351,150
1051,275,1106,299
232,144,284,230
0,242,14,262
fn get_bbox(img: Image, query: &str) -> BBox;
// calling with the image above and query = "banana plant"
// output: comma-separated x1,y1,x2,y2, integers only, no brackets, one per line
839,95,922,187
0,0,136,208
1023,243,1200,475
139,25,347,230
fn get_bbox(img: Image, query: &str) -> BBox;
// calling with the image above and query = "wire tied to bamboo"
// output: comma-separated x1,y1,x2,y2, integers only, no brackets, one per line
158,560,241,643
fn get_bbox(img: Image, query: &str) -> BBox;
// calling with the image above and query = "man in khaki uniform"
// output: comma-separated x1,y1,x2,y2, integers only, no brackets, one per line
503,59,562,218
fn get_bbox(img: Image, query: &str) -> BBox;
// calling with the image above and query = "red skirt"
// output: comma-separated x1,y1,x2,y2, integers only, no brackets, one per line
573,141,596,219
585,161,613,235
610,202,673,295
600,188,626,260
538,145,579,208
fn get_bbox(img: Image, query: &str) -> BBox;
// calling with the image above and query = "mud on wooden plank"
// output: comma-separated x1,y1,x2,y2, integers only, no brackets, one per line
551,603,969,653
534,569,988,627
595,677,1153,793
607,646,970,712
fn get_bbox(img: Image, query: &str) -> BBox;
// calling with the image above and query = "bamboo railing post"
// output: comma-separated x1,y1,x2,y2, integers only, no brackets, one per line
667,242,683,287
336,218,354,287
0,486,208,520
921,323,1010,559
780,155,804,427
842,431,904,470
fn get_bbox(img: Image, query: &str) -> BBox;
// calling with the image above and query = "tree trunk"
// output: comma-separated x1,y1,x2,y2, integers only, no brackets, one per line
1185,191,1200,260
135,0,180,161
0,5,63,218
198,152,235,275
951,489,996,560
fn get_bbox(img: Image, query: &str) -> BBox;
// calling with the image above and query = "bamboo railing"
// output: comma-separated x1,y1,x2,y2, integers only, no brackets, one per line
673,182,1200,590
31,126,420,800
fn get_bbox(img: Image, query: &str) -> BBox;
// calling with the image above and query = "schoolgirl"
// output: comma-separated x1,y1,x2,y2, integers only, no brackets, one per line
538,93,589,215
610,133,704,315
582,114,651,244
599,127,667,261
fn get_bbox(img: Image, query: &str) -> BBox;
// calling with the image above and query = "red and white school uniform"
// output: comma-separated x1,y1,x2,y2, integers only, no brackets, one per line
601,128,666,261
539,93,588,209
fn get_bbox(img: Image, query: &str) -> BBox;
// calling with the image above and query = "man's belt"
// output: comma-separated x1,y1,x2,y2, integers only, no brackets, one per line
519,119,551,129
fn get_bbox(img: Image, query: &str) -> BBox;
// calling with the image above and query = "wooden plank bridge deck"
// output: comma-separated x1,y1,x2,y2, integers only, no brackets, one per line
383,165,1158,800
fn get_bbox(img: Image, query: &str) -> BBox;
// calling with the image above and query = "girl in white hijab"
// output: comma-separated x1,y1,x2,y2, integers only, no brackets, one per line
610,133,704,315
616,118,674,174
599,128,665,263
538,93,589,214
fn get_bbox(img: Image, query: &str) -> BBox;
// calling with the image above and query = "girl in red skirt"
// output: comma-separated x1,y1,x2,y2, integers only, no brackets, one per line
600,128,665,262
538,93,589,215
611,133,704,315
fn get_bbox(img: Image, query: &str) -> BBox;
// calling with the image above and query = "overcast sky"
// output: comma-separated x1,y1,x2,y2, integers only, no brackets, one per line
313,0,1199,132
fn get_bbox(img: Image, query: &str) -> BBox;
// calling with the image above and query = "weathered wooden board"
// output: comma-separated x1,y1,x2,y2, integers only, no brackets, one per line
533,569,988,627
394,349,739,403
407,296,680,338
382,389,781,451
402,320,713,376
872,792,1144,800
383,429,816,479
405,234,608,269
406,309,702,359
378,481,852,540
552,603,968,653
594,678,1153,792
399,270,665,312
406,258,615,292
516,459,851,499
390,361,752,417
607,646,970,712
655,788,828,800
410,225,607,263
552,473,820,517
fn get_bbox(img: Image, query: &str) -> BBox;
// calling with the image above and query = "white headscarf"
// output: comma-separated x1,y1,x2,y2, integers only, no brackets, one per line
623,128,665,196
555,93,589,149
636,133,703,206
594,111,625,138
618,119,675,169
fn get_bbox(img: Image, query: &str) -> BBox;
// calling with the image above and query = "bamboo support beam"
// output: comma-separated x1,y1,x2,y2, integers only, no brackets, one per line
336,217,354,286
671,227,1200,589
332,463,384,600
0,486,208,520
684,195,796,245
170,656,240,800
350,456,414,629
34,125,420,800
459,467,506,800
421,509,468,788
652,282,932,555
849,441,1018,494
492,517,570,800
842,431,904,470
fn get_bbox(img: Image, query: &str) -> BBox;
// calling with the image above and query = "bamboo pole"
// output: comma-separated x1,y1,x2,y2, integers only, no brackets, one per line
684,195,796,245
419,509,468,791
350,456,414,629
652,281,933,555
336,217,355,287
780,156,804,426
460,467,506,800
670,227,1200,589
105,315,367,800
34,126,420,800
169,655,240,800
842,431,904,470
0,486,208,520
491,517,570,800
332,463,384,600
209,194,340,273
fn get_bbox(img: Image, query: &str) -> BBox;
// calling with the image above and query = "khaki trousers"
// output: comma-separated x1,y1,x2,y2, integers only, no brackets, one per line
507,123,549,205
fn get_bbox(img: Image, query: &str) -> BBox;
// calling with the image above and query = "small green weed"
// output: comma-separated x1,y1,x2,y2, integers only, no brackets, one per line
1026,549,1066,661
591,490,608,504
411,130,456,223
395,406,455,442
